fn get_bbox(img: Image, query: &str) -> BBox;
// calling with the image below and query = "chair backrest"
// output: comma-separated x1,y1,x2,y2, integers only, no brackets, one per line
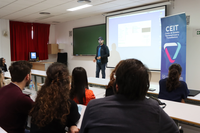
57,53,68,66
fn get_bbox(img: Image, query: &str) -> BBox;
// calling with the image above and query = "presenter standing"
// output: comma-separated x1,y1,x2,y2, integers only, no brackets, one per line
93,37,109,79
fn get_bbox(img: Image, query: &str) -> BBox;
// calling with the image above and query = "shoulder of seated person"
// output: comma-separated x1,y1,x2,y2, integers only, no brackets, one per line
85,89,94,94
145,97,161,107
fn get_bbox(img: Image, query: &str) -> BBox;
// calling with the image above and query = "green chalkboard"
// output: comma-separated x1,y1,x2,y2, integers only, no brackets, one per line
73,24,106,56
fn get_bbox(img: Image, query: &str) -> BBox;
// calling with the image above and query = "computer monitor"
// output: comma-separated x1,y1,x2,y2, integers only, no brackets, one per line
29,52,37,60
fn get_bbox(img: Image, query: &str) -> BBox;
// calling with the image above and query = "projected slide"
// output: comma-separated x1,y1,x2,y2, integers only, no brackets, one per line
106,6,165,70
118,21,151,47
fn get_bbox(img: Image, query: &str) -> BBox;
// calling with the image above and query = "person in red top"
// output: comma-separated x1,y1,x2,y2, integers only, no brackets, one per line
0,61,34,133
70,67,95,106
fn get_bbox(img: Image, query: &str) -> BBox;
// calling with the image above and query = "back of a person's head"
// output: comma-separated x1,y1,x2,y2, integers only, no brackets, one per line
9,61,32,82
30,62,70,127
114,59,150,100
45,62,70,87
70,67,88,104
167,63,182,91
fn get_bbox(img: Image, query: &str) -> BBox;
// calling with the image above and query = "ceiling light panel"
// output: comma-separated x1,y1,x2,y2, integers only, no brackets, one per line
67,4,92,11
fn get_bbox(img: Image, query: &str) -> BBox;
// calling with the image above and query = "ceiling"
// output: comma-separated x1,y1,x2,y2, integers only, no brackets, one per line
0,0,168,24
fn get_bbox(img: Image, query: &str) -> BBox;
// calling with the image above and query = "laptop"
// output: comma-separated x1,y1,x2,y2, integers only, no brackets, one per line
188,89,200,96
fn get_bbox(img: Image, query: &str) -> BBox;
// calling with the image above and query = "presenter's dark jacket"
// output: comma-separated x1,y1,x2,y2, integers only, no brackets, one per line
95,44,109,64
0,83,34,133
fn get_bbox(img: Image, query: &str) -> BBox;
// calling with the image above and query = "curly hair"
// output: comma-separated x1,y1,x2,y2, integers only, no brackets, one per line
30,63,71,127
166,63,182,92
106,60,123,90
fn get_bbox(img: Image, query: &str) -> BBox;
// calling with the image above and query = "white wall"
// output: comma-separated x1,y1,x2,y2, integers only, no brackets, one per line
167,0,200,90
0,19,11,68
55,15,114,77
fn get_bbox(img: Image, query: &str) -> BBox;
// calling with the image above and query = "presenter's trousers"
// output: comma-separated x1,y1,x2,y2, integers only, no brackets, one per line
96,62,106,79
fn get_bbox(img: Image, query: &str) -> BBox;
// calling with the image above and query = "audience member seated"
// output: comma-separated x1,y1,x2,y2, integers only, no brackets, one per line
30,63,80,133
80,59,179,133
0,61,34,133
70,67,95,106
0,68,5,88
105,60,123,96
158,63,189,103
0,58,8,72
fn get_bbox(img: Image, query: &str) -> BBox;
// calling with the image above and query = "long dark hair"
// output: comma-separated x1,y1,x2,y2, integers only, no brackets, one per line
70,67,88,104
166,63,182,92
0,58,4,67
30,63,71,127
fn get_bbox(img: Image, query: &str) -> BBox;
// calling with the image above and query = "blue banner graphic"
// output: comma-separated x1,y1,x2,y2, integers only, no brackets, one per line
161,13,187,81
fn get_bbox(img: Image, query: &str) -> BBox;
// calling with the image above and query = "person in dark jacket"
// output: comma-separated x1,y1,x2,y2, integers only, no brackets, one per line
0,58,7,72
80,59,179,133
93,37,109,79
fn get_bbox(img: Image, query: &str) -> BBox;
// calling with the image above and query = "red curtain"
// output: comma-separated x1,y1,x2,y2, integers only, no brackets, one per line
33,23,50,60
10,21,32,61
10,21,50,61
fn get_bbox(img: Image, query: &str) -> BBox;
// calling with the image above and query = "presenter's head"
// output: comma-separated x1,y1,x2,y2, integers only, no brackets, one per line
114,58,150,100
98,37,104,45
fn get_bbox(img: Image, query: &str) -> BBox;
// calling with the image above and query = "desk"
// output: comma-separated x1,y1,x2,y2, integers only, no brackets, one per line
147,83,200,104
161,99,200,127
88,77,109,87
30,62,53,71
3,72,10,79
89,86,105,99
4,69,46,91
0,127,6,133
31,69,46,91
88,77,200,105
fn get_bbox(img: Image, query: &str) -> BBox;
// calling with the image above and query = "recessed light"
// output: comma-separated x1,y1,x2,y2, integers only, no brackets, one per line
77,0,91,3
39,12,51,15
67,4,92,11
